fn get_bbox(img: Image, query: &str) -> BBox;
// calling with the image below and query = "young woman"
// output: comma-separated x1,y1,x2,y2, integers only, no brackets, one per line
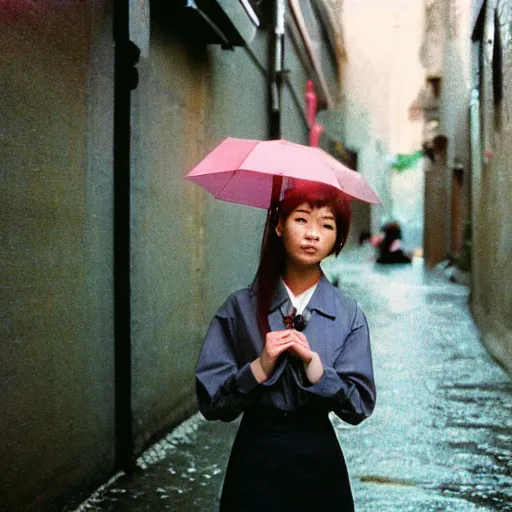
195,181,376,512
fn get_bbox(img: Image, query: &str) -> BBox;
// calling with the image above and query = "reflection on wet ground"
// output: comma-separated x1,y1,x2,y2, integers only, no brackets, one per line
74,248,511,511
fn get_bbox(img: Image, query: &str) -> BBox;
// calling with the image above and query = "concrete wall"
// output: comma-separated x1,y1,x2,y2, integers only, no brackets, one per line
130,20,270,452
438,0,472,259
470,0,512,375
419,0,473,265
0,2,116,510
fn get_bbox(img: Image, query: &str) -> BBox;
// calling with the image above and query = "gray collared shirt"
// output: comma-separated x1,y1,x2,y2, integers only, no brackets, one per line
195,275,376,425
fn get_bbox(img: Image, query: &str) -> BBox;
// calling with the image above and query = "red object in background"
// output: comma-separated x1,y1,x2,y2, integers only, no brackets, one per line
305,79,317,129
0,0,32,19
309,123,323,147
305,79,324,147
370,234,384,248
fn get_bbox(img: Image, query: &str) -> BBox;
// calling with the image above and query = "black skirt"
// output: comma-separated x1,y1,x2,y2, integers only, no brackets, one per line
219,405,354,512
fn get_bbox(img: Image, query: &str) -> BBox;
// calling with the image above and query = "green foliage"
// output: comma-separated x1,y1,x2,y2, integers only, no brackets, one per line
390,151,423,172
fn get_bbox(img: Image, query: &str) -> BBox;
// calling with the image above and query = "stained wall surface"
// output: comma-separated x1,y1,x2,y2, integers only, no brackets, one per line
130,20,270,452
471,0,512,375
0,3,116,510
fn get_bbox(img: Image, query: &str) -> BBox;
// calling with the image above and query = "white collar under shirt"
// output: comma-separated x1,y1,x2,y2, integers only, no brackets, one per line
281,279,319,315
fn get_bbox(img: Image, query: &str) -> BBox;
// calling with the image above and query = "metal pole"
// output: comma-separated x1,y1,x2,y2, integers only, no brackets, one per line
267,0,286,216
269,0,285,140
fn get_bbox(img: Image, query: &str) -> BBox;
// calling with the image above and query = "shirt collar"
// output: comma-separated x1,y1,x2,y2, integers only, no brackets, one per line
268,274,337,318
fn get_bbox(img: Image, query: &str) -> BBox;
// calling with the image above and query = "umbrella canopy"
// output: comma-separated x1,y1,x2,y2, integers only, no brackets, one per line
185,137,381,208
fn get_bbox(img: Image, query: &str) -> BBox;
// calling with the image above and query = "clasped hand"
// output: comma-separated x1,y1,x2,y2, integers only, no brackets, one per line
262,329,312,368
251,329,324,384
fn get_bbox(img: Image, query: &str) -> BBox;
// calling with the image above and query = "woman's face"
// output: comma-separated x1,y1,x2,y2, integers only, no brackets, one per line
276,202,337,268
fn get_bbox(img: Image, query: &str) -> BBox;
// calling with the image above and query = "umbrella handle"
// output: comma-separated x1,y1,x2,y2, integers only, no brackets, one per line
259,175,282,260
260,202,280,259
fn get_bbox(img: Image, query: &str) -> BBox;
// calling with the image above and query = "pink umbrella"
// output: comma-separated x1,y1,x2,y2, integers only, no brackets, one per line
185,137,381,208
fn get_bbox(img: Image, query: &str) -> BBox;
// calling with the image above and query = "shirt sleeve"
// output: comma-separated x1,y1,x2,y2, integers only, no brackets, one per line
299,305,376,425
195,299,261,422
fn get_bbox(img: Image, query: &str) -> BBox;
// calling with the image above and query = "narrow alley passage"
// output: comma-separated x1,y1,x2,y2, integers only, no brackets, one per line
74,249,512,512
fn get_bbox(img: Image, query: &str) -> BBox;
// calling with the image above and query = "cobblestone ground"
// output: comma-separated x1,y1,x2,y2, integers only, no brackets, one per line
73,249,512,512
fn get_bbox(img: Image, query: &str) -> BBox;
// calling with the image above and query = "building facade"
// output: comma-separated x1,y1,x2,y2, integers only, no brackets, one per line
469,0,512,374
419,0,473,268
418,0,511,373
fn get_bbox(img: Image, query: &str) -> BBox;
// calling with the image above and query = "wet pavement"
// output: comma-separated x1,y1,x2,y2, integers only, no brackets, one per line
73,248,512,511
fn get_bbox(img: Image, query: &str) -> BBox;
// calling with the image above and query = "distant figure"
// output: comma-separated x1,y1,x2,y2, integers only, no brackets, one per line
358,230,372,246
372,221,412,264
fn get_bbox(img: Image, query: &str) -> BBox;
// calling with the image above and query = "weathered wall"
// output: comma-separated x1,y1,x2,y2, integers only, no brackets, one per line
130,19,269,451
419,0,473,265
471,0,512,375
201,39,270,321
0,2,116,510
439,0,472,258
281,30,310,143
129,9,321,451
423,136,449,267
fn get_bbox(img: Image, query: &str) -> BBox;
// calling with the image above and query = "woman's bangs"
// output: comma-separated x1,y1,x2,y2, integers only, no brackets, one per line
280,182,347,217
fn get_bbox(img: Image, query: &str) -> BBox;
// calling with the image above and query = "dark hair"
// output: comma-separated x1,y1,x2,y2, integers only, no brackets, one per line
253,181,352,333
380,221,402,250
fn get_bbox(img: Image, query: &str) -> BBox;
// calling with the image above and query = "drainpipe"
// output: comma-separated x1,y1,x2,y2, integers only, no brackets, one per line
113,0,139,473
269,0,285,142
269,0,285,204
309,123,324,147
305,79,317,129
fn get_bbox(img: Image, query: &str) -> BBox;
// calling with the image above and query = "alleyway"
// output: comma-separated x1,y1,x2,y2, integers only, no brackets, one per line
74,249,512,512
